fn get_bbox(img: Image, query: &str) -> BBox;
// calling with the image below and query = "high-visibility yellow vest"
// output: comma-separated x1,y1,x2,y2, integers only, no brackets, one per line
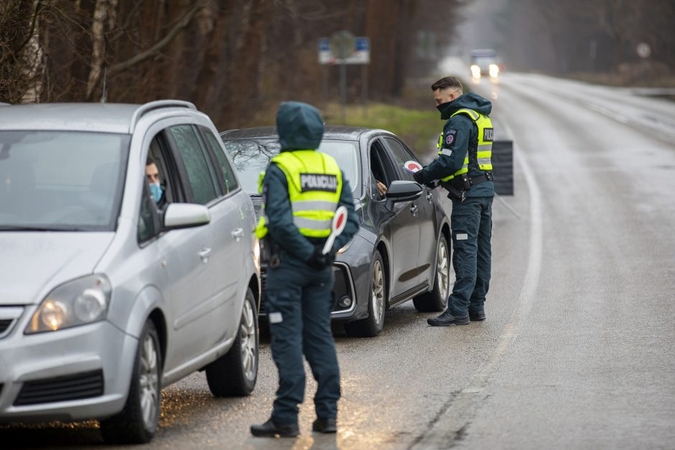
436,108,493,182
255,150,342,239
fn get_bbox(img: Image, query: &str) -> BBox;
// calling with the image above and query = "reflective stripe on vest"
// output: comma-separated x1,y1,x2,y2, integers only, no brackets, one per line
255,150,342,239
437,108,493,182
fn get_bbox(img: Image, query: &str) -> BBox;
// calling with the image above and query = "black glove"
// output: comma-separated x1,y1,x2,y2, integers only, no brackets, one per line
412,170,425,184
306,245,335,270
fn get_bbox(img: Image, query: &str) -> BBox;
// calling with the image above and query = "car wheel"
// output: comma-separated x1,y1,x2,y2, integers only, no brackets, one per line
344,250,386,337
413,233,450,312
100,320,162,444
205,287,259,396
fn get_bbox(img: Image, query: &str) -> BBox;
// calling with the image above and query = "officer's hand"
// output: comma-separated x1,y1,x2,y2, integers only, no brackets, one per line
306,245,334,270
412,170,424,184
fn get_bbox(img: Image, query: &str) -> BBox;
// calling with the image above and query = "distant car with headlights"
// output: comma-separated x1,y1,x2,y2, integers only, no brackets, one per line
220,126,452,338
470,48,500,80
0,100,260,444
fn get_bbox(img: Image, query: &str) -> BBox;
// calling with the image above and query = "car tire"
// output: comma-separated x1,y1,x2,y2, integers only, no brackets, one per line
344,250,387,337
100,320,162,444
205,287,259,397
413,233,450,312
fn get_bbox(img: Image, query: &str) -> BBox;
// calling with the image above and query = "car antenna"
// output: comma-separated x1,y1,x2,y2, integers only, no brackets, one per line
100,68,107,103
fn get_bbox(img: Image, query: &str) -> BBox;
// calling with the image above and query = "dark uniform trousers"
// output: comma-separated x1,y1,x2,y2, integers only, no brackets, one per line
265,253,339,426
447,196,493,317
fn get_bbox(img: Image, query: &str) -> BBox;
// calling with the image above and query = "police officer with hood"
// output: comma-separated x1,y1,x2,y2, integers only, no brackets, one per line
251,101,359,437
413,76,495,327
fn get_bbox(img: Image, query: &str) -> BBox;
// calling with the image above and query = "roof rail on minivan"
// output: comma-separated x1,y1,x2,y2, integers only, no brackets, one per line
130,100,197,131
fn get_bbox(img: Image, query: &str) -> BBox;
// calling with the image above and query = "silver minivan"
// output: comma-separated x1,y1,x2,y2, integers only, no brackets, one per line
0,100,261,444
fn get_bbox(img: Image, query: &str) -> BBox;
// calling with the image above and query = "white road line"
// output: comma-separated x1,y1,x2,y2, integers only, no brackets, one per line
411,120,543,450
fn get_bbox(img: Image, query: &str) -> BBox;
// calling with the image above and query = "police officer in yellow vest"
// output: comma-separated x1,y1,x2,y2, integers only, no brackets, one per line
250,101,359,438
413,76,495,327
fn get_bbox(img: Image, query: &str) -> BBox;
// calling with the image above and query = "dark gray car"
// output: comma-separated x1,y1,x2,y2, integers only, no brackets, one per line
221,126,451,337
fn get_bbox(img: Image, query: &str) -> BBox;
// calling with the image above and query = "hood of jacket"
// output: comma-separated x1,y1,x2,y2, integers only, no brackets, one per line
438,92,492,120
276,101,325,151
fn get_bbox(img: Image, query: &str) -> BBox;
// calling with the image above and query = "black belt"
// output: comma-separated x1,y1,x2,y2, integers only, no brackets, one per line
445,172,493,191
466,172,493,186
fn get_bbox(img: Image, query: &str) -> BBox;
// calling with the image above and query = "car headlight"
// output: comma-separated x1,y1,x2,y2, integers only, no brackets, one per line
26,274,112,334
337,238,354,255
470,65,481,78
489,64,500,78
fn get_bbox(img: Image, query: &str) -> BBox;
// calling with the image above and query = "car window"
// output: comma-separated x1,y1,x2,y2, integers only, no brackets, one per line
317,140,359,192
221,138,277,195
369,140,391,184
146,132,183,206
137,183,160,243
200,126,239,195
382,136,417,182
0,130,128,230
169,125,220,205
370,138,401,183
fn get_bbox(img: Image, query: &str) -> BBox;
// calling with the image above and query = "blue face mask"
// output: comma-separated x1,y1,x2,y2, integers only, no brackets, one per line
149,183,163,203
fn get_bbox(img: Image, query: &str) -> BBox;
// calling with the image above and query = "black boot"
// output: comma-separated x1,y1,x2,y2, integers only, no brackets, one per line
469,309,486,321
250,419,299,438
312,418,337,433
427,310,470,326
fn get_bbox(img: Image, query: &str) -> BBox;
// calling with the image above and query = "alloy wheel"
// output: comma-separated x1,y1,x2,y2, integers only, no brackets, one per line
371,258,385,326
240,298,257,381
139,332,160,430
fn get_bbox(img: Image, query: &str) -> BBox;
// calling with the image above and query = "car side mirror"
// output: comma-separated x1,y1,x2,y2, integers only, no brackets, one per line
163,203,211,230
385,180,423,204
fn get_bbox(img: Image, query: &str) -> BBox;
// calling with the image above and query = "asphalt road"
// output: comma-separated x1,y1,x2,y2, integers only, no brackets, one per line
4,72,675,450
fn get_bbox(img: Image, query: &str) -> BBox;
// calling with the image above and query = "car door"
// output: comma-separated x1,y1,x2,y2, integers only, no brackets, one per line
196,125,249,343
141,127,217,371
369,138,421,297
166,124,249,349
381,136,438,289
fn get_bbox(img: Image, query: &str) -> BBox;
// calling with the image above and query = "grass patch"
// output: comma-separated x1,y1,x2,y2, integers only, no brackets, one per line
322,102,441,157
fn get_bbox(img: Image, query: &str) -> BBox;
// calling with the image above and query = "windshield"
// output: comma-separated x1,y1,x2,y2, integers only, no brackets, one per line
222,138,360,196
0,131,129,231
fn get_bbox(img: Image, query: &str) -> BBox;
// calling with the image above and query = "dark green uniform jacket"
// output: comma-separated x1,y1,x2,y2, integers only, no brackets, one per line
418,92,495,198
261,102,359,262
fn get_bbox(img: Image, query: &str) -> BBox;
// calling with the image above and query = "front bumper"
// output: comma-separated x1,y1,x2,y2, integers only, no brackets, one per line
0,306,138,424
259,261,357,320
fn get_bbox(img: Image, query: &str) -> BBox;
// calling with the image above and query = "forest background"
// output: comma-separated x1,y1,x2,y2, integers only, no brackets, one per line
1,0,674,132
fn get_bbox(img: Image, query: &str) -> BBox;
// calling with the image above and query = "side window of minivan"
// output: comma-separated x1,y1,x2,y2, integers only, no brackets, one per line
199,126,239,195
168,125,220,205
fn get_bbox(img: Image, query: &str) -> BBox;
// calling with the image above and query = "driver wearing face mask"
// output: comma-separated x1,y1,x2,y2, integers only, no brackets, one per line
145,160,166,207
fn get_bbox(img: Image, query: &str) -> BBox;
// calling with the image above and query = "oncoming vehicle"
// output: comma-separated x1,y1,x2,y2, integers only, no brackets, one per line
221,126,452,338
0,101,261,444
470,48,500,80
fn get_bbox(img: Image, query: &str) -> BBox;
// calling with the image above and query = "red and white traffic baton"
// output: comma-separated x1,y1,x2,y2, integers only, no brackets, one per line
322,206,348,255
402,160,423,173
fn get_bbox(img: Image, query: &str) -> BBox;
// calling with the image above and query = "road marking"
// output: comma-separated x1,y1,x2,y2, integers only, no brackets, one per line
410,121,543,449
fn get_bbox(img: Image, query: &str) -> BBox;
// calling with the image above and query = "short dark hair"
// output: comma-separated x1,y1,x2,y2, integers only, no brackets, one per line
431,76,463,92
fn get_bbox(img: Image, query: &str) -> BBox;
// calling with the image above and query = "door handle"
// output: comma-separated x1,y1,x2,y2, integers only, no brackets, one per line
232,228,244,241
199,247,212,262
410,204,418,215
426,191,433,201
